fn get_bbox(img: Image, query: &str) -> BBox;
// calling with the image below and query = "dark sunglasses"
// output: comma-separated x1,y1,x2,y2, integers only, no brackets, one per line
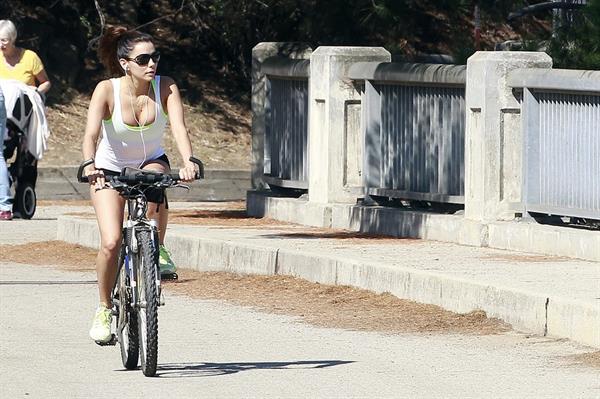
126,51,161,66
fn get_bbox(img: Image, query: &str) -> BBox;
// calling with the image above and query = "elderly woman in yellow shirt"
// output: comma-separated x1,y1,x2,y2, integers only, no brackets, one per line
0,19,51,220
0,19,51,95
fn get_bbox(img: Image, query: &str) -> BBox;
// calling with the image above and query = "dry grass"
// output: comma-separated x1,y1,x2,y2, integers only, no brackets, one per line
167,209,282,227
0,241,97,272
170,269,511,335
567,351,600,369
0,240,511,336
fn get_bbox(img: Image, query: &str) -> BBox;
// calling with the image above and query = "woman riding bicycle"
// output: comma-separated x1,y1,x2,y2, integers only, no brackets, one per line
82,26,196,343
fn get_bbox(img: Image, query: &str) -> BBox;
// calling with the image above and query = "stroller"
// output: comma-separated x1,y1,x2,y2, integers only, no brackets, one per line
2,82,39,219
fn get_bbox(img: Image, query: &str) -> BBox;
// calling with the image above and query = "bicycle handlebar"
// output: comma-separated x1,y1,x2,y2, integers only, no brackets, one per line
77,157,205,184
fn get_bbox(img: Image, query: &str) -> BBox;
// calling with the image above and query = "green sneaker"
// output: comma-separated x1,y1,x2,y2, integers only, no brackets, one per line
89,305,112,343
159,245,178,279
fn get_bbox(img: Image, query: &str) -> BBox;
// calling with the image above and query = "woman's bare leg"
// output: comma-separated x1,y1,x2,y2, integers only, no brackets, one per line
91,186,125,307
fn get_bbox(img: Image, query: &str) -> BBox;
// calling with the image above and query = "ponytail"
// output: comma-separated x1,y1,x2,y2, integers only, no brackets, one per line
97,25,154,76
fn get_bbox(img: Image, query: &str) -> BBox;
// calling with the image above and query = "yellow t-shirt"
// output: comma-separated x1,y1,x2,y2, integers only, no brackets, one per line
0,49,45,86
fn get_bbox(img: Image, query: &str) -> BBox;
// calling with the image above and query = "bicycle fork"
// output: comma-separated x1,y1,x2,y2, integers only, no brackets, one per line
125,220,163,309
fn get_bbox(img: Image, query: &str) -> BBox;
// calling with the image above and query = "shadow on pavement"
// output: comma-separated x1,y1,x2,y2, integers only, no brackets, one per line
170,210,249,220
258,231,403,240
154,359,355,378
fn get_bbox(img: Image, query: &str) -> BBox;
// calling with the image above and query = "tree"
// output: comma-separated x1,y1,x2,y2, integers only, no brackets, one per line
547,0,600,69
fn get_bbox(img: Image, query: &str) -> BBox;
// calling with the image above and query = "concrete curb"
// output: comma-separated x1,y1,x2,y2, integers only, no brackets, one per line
57,215,599,348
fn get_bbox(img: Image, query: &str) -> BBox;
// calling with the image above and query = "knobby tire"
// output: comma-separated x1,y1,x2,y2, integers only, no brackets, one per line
136,230,159,377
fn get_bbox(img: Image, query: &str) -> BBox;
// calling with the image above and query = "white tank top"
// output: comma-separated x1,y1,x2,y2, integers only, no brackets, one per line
95,76,167,172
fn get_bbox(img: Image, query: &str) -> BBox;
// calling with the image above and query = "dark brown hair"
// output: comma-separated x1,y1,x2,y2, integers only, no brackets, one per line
97,25,154,76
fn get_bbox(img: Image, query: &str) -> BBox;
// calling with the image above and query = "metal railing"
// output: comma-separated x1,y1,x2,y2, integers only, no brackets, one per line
348,62,466,204
262,57,310,189
509,68,600,220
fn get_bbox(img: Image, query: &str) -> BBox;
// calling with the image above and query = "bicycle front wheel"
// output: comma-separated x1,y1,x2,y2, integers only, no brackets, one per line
115,246,139,370
136,230,159,377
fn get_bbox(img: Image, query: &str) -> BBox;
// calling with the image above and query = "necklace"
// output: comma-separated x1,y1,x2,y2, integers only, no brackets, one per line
126,77,153,167
126,77,152,128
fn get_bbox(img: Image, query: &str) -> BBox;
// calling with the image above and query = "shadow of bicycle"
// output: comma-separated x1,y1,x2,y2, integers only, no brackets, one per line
155,359,354,378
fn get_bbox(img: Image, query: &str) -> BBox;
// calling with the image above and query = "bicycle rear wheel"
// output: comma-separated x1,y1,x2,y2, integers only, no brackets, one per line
136,230,159,377
115,246,139,369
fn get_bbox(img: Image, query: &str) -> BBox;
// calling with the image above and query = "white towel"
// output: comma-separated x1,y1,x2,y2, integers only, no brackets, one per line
0,79,50,160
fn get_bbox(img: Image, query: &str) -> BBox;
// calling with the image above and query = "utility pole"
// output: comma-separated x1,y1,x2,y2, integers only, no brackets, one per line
474,1,481,50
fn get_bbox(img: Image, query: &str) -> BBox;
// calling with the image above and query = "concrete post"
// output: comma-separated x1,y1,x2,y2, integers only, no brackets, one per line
308,47,390,204
251,42,312,189
465,51,552,221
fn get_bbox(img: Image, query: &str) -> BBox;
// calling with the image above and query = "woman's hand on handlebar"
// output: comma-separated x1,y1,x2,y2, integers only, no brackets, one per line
85,164,106,189
179,161,197,182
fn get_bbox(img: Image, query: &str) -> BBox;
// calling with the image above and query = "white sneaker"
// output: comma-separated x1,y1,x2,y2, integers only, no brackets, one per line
89,305,112,342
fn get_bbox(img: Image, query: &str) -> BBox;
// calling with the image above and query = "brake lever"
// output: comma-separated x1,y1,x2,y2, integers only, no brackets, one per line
154,181,173,189
106,180,127,190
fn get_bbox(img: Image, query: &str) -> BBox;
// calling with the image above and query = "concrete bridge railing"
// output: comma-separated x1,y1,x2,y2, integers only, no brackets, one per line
251,42,312,191
508,68,600,221
261,57,310,190
252,43,600,230
348,62,467,205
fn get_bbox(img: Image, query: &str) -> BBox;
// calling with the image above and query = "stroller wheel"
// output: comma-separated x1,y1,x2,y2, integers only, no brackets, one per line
15,182,36,220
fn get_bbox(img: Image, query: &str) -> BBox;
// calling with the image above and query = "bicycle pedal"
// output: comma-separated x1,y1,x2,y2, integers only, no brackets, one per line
95,334,117,346
160,272,178,281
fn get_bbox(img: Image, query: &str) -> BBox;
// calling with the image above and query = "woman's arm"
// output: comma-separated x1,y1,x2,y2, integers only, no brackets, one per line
34,69,51,94
163,76,196,181
82,81,110,187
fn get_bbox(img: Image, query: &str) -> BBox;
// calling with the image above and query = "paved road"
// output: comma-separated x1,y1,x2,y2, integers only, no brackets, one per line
0,206,598,398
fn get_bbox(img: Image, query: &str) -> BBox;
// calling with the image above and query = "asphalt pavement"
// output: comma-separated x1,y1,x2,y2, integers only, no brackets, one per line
1,262,598,398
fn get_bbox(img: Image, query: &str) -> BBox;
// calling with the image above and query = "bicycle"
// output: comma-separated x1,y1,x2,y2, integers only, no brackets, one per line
77,157,204,377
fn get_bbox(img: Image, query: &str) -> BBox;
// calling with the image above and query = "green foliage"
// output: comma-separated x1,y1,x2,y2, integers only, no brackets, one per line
6,0,597,98
547,0,600,69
